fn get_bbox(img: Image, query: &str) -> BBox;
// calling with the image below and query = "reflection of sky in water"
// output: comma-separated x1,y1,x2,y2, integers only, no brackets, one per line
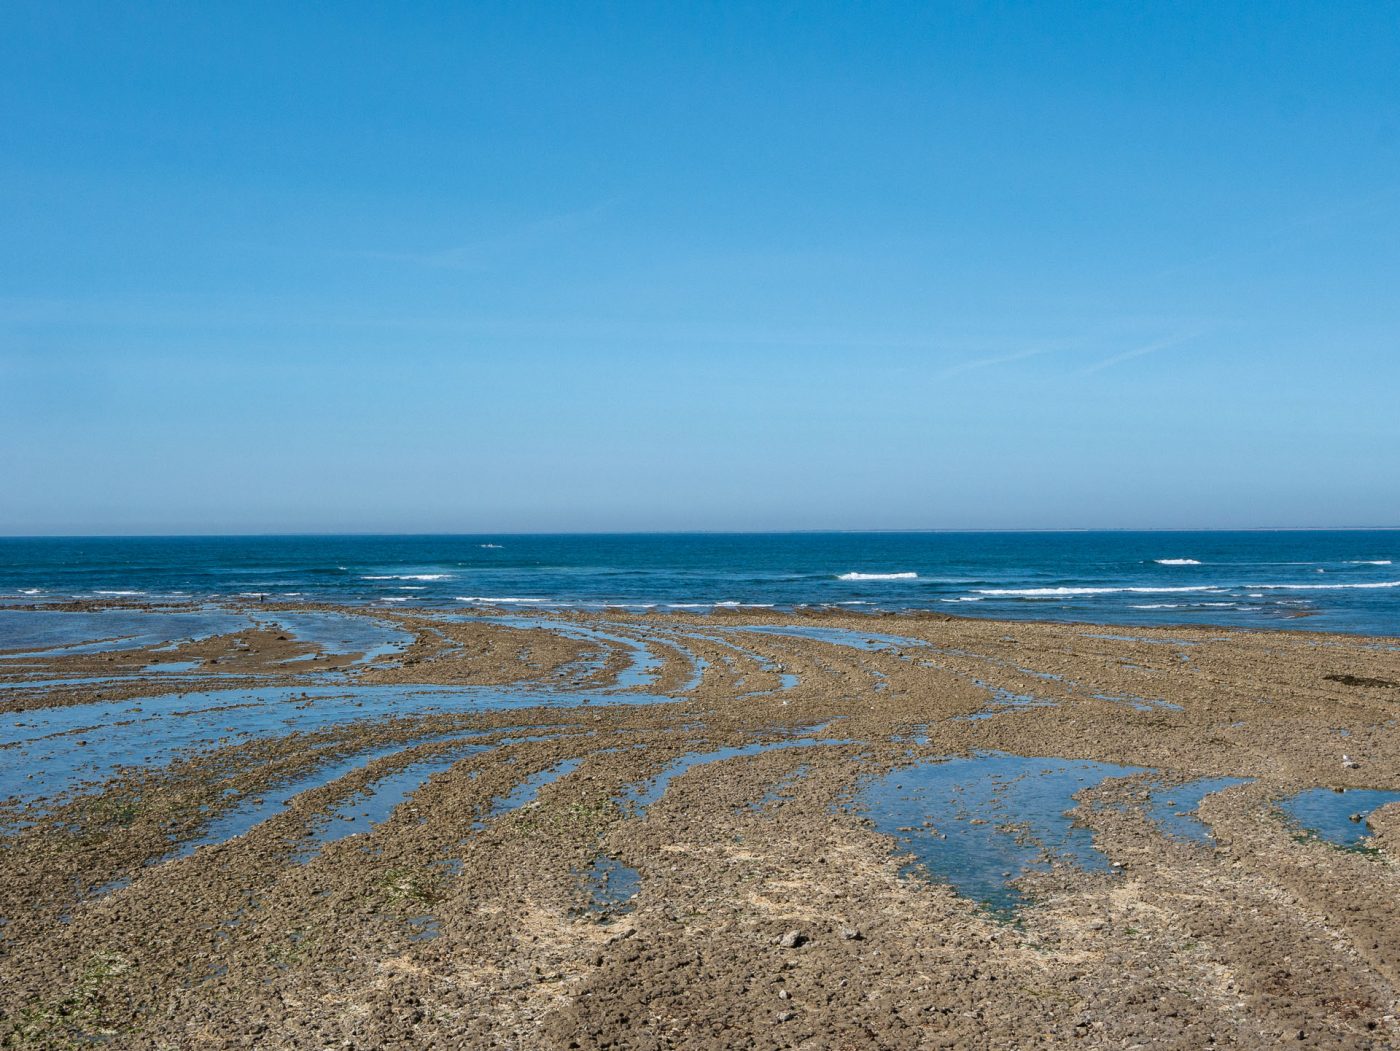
257,611,412,663
0,683,669,808
737,625,931,654
1278,787,1400,848
577,856,642,916
1142,777,1252,843
0,607,412,666
171,739,452,860
852,752,1147,916
439,615,663,690
469,757,582,832
617,738,854,815
0,609,251,658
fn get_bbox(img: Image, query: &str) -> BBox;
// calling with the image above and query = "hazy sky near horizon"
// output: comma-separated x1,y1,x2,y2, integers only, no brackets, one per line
3,2,1398,534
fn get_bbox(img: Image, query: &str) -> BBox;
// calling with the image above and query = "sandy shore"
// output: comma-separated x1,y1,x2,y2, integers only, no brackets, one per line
1,603,1398,1048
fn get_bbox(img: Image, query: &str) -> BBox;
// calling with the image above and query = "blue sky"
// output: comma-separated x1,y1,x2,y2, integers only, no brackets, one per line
3,2,1397,533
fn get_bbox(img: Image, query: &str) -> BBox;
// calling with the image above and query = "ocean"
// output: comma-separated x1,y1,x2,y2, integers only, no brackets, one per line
1,531,1397,636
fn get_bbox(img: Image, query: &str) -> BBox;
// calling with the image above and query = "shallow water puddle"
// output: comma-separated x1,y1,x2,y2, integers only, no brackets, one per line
1142,777,1253,843
956,681,1058,721
0,682,675,807
737,625,931,656
440,615,664,690
161,730,524,864
1091,691,1183,713
0,608,253,659
850,752,1148,915
575,856,642,918
617,738,855,816
405,914,442,941
892,725,930,746
489,617,662,689
661,639,708,693
294,741,502,862
748,763,811,810
0,607,411,668
655,628,800,696
629,630,709,693
1277,787,1400,849
142,660,206,674
260,611,412,665
173,742,430,863
470,757,583,830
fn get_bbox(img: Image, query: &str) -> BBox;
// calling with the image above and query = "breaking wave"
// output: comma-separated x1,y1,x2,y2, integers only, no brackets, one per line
1154,559,1202,566
975,585,1223,597
1245,580,1400,591
837,572,918,581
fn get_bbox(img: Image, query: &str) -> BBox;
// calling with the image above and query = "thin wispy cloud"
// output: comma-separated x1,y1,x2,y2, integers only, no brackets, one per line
1081,331,1204,374
935,342,1072,380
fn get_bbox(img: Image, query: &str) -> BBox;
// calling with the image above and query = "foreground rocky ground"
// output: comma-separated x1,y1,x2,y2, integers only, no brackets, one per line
1,602,1398,1049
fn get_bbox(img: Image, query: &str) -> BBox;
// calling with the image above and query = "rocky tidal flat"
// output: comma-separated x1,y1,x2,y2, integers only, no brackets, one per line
1,602,1398,1049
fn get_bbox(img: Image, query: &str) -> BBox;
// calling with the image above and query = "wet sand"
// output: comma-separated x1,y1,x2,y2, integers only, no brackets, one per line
1,602,1398,1048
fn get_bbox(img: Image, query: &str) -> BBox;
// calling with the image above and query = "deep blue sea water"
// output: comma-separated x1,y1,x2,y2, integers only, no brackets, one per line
1,532,1398,635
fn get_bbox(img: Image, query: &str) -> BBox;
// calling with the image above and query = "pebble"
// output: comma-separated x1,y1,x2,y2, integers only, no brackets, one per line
777,930,805,949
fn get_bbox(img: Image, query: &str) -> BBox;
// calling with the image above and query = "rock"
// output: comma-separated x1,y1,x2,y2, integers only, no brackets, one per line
778,989,790,1000
840,927,862,941
777,930,805,949
1349,813,1364,823
775,1010,794,1023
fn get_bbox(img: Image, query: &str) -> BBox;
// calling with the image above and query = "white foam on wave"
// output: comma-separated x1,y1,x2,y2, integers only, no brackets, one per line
1245,580,1400,592
940,596,985,603
1154,559,1202,566
18,588,41,595
364,573,451,581
479,543,503,549
975,585,1223,597
95,590,145,596
455,596,547,603
1348,560,1392,566
837,572,918,581
1133,601,1244,610
664,601,775,609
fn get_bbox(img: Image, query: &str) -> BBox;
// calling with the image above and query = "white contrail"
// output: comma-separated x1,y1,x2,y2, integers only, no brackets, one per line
1082,331,1203,374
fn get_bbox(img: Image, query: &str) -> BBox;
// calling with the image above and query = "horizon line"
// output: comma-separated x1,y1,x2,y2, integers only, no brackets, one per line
3,526,1399,540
